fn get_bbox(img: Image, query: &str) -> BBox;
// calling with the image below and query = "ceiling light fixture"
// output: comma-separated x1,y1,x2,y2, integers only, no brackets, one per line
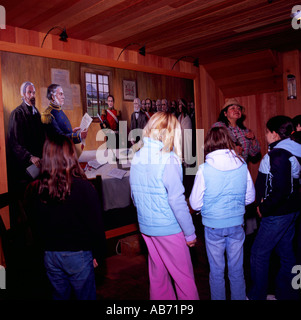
117,42,146,61
41,26,68,48
171,56,199,70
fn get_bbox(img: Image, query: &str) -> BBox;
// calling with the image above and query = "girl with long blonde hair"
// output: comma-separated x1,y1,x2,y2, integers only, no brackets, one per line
130,112,199,300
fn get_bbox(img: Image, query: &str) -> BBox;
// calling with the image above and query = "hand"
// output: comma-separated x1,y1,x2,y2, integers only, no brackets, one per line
73,126,81,132
187,238,197,247
256,206,262,218
80,128,88,140
30,156,41,167
235,145,243,155
245,130,255,140
93,259,98,268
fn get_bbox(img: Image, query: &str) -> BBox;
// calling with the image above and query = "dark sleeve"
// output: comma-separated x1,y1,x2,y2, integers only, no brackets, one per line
259,149,292,216
80,180,106,262
254,171,267,205
143,114,147,128
7,110,32,167
99,115,110,129
130,113,135,131
50,117,81,144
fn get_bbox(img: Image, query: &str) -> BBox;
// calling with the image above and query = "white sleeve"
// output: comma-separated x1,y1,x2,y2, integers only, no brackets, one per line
245,170,255,205
189,166,205,211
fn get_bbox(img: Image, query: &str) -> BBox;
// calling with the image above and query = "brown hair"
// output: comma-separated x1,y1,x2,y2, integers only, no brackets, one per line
38,135,86,202
204,126,243,161
143,111,182,157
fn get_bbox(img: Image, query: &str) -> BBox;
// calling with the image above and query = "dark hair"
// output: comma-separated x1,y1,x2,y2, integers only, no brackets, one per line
292,115,301,129
38,135,86,203
107,94,114,102
179,98,188,116
171,100,178,107
217,105,246,129
204,126,243,161
47,84,61,100
291,131,301,144
266,115,294,140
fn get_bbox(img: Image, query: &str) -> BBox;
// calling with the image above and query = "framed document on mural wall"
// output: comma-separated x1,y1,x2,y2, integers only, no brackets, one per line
123,79,137,101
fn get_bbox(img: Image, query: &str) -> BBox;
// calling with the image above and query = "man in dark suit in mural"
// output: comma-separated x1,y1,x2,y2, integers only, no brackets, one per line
7,81,46,226
7,81,45,191
129,97,147,145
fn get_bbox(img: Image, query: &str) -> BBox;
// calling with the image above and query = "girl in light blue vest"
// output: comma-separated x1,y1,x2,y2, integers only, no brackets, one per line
130,112,199,300
190,126,255,300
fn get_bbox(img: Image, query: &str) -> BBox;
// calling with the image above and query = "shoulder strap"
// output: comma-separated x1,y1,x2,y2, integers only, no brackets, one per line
106,109,118,123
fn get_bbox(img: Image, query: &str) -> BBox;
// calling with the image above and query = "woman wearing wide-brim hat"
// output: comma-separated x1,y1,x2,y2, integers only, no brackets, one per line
212,98,260,162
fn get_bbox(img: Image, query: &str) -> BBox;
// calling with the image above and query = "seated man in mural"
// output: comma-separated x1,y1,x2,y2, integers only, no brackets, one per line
41,84,88,144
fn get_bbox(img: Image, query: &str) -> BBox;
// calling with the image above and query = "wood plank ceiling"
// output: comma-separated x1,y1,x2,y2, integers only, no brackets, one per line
2,0,301,96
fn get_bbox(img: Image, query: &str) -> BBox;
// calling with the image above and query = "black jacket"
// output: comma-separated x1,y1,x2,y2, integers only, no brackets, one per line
7,101,45,187
255,138,301,217
26,177,106,262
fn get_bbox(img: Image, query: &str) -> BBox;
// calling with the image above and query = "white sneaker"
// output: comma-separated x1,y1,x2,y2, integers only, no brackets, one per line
266,294,277,300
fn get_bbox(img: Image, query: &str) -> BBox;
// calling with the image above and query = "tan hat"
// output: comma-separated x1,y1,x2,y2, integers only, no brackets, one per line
222,98,243,110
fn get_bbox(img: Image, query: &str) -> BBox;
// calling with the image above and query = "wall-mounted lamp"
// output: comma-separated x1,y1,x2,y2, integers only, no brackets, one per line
171,56,199,70
287,74,297,100
41,26,68,48
117,42,146,61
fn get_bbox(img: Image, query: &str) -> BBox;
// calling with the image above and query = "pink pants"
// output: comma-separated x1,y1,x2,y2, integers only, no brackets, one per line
142,232,199,300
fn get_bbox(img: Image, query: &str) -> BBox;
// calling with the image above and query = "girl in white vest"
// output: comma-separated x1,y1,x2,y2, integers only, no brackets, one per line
189,126,255,300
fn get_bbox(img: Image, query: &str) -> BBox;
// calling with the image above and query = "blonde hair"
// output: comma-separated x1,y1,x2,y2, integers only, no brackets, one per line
143,112,182,157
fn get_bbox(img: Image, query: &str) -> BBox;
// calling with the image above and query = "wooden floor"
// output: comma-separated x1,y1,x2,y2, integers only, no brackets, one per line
0,214,260,301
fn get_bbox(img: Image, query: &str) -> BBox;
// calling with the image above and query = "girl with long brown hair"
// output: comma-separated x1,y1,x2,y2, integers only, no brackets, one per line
27,135,105,300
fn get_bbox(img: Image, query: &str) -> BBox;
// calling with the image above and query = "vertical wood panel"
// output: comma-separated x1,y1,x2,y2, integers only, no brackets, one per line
197,65,225,166
199,65,223,134
0,56,7,194
0,53,10,242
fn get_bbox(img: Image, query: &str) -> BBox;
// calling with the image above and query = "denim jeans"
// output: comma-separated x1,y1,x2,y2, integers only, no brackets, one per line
44,250,96,300
204,225,246,300
248,212,300,300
